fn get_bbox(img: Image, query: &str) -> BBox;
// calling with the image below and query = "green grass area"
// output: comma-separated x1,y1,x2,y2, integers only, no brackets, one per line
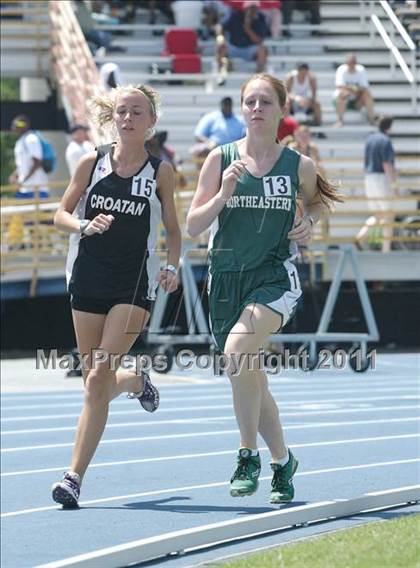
0,131,18,185
0,79,19,184
216,515,420,568
0,78,19,101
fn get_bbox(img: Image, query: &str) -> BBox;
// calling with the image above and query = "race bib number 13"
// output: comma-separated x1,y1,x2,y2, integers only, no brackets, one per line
263,175,292,197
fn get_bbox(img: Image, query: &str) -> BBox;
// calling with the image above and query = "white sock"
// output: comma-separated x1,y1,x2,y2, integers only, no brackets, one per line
272,448,289,467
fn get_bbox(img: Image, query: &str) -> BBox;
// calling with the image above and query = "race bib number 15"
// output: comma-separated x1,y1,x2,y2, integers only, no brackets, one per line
131,177,156,198
263,175,292,197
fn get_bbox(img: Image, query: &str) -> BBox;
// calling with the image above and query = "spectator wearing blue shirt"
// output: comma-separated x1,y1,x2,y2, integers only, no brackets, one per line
190,97,246,158
356,116,399,253
216,1,269,84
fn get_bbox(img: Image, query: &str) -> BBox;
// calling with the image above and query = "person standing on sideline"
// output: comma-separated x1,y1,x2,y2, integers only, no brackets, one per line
356,115,399,253
65,124,95,177
8,115,50,198
52,84,181,508
333,53,375,127
187,74,343,504
191,96,245,159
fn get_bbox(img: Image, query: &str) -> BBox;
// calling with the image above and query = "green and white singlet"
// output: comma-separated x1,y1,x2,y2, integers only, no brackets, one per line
208,142,303,351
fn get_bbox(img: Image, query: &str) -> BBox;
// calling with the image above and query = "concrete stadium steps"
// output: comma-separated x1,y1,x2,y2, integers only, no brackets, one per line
146,91,420,112
157,114,419,137
155,99,419,129
125,69,414,85
0,51,50,77
320,1,384,18
156,129,420,157
124,73,420,104
96,50,415,71
110,35,412,55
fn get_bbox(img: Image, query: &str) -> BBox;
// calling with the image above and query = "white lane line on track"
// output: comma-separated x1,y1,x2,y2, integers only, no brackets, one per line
2,383,420,411
2,394,419,423
2,458,419,518
1,374,420,403
2,416,419,453
2,433,419,478
2,385,419,411
2,404,420,435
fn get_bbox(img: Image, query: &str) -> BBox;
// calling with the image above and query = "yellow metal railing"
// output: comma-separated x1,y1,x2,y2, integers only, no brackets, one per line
2,165,420,294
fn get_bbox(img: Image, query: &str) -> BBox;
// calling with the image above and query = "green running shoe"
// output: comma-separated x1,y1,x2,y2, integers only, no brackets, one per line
270,450,299,504
230,448,261,497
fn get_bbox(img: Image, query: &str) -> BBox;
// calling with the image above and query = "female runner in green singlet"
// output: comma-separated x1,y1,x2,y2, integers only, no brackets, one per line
187,74,343,504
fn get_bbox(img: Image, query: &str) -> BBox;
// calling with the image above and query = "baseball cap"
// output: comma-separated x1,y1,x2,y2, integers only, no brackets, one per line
11,115,30,129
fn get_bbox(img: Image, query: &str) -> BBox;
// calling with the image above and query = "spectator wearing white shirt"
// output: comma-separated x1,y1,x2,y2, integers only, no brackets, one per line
8,114,49,198
333,53,375,127
285,62,322,125
65,124,95,177
99,62,123,91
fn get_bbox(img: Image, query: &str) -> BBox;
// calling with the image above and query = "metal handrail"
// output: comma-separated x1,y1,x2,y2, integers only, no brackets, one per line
379,0,416,50
49,0,102,143
370,1,417,110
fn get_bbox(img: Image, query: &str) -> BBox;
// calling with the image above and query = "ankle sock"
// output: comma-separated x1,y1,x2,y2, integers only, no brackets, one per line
272,448,289,467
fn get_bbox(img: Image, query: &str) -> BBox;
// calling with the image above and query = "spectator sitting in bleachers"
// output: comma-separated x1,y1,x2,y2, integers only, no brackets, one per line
97,1,137,24
222,1,283,39
276,99,299,142
146,130,187,187
73,0,125,55
282,0,321,37
147,0,175,25
333,53,376,127
216,0,270,84
285,62,322,125
288,125,324,174
200,1,231,40
394,0,420,46
190,96,246,159
99,62,124,91
258,1,282,39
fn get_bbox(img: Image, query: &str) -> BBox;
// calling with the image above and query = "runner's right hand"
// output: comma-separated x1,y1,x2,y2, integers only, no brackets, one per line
219,160,247,201
84,214,114,236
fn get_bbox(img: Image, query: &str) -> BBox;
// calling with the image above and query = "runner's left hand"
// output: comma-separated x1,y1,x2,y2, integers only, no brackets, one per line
156,270,179,293
287,216,313,245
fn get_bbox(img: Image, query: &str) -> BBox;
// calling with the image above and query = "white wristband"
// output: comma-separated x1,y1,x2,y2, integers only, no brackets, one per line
164,264,178,276
79,219,90,235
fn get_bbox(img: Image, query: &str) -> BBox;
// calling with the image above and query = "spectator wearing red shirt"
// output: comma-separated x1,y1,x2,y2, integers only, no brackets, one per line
277,100,299,141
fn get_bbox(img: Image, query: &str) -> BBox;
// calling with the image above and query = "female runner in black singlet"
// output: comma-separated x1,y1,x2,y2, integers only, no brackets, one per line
52,85,181,507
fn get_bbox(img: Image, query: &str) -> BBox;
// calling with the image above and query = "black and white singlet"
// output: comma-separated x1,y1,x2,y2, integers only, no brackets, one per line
66,144,162,301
